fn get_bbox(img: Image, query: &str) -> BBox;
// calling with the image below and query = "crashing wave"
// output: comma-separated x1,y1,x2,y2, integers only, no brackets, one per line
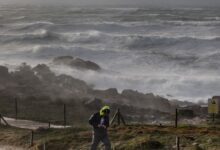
11,16,26,20
0,29,59,43
118,35,220,50
11,21,54,31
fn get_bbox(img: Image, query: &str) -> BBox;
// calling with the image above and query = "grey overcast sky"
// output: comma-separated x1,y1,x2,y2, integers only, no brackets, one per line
0,0,220,7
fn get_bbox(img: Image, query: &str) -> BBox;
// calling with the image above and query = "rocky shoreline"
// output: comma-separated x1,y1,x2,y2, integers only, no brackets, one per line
0,60,207,123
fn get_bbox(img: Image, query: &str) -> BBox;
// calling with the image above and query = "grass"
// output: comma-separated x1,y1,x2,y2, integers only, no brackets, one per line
0,124,220,150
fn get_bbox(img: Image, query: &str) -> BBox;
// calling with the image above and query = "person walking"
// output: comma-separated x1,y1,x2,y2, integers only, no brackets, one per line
89,105,111,150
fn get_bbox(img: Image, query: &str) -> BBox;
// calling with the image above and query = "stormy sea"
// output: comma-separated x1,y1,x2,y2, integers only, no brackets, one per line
1,5,220,102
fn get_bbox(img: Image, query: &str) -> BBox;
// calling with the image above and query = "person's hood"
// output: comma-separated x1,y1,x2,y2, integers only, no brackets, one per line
99,105,110,116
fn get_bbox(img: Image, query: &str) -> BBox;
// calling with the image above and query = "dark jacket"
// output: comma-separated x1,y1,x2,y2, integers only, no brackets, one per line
89,112,109,131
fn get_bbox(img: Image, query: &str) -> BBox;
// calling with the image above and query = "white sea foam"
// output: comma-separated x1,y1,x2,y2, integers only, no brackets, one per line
1,6,220,102
14,21,54,26
164,20,220,26
11,16,26,20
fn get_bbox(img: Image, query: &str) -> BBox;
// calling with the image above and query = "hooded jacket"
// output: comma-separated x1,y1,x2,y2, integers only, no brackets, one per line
89,106,110,132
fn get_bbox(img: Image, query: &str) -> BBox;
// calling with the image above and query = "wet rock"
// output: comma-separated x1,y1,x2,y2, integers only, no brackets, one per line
70,58,101,71
121,89,171,112
53,56,73,64
0,66,11,83
89,88,119,99
53,56,101,71
33,64,55,82
84,98,103,110
0,66,9,77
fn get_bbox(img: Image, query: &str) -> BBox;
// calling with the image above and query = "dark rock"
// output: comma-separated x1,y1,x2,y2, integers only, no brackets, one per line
33,64,55,82
0,66,11,83
105,88,118,96
70,58,101,71
33,64,53,75
121,89,172,112
84,98,103,110
0,66,9,76
56,74,89,92
90,88,118,97
12,63,40,86
53,56,101,71
53,56,73,65
0,63,176,121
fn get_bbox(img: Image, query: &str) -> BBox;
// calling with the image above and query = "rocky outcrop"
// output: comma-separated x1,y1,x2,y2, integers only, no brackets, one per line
83,97,172,122
1,63,207,123
53,56,101,71
84,98,103,110
53,56,73,65
89,88,119,98
0,63,173,113
121,90,172,113
0,66,9,77
0,66,11,83
33,64,56,83
88,88,172,113
0,63,92,100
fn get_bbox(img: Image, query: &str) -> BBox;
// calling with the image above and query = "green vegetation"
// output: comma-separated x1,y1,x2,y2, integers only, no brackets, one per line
0,124,220,150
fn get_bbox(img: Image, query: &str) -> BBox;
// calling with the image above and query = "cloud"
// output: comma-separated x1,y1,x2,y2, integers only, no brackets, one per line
0,0,220,7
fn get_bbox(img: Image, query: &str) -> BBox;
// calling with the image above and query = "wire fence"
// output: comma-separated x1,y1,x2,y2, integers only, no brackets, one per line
0,96,218,128
1,97,220,150
0,97,91,126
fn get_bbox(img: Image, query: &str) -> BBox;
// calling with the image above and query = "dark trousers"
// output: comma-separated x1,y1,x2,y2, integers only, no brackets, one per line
90,131,111,150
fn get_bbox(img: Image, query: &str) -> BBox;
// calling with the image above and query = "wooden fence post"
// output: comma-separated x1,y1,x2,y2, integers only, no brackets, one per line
212,113,215,122
30,130,34,147
15,98,18,120
175,108,178,128
63,104,66,127
110,108,126,126
0,114,9,126
43,142,46,150
117,109,121,125
176,136,180,150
